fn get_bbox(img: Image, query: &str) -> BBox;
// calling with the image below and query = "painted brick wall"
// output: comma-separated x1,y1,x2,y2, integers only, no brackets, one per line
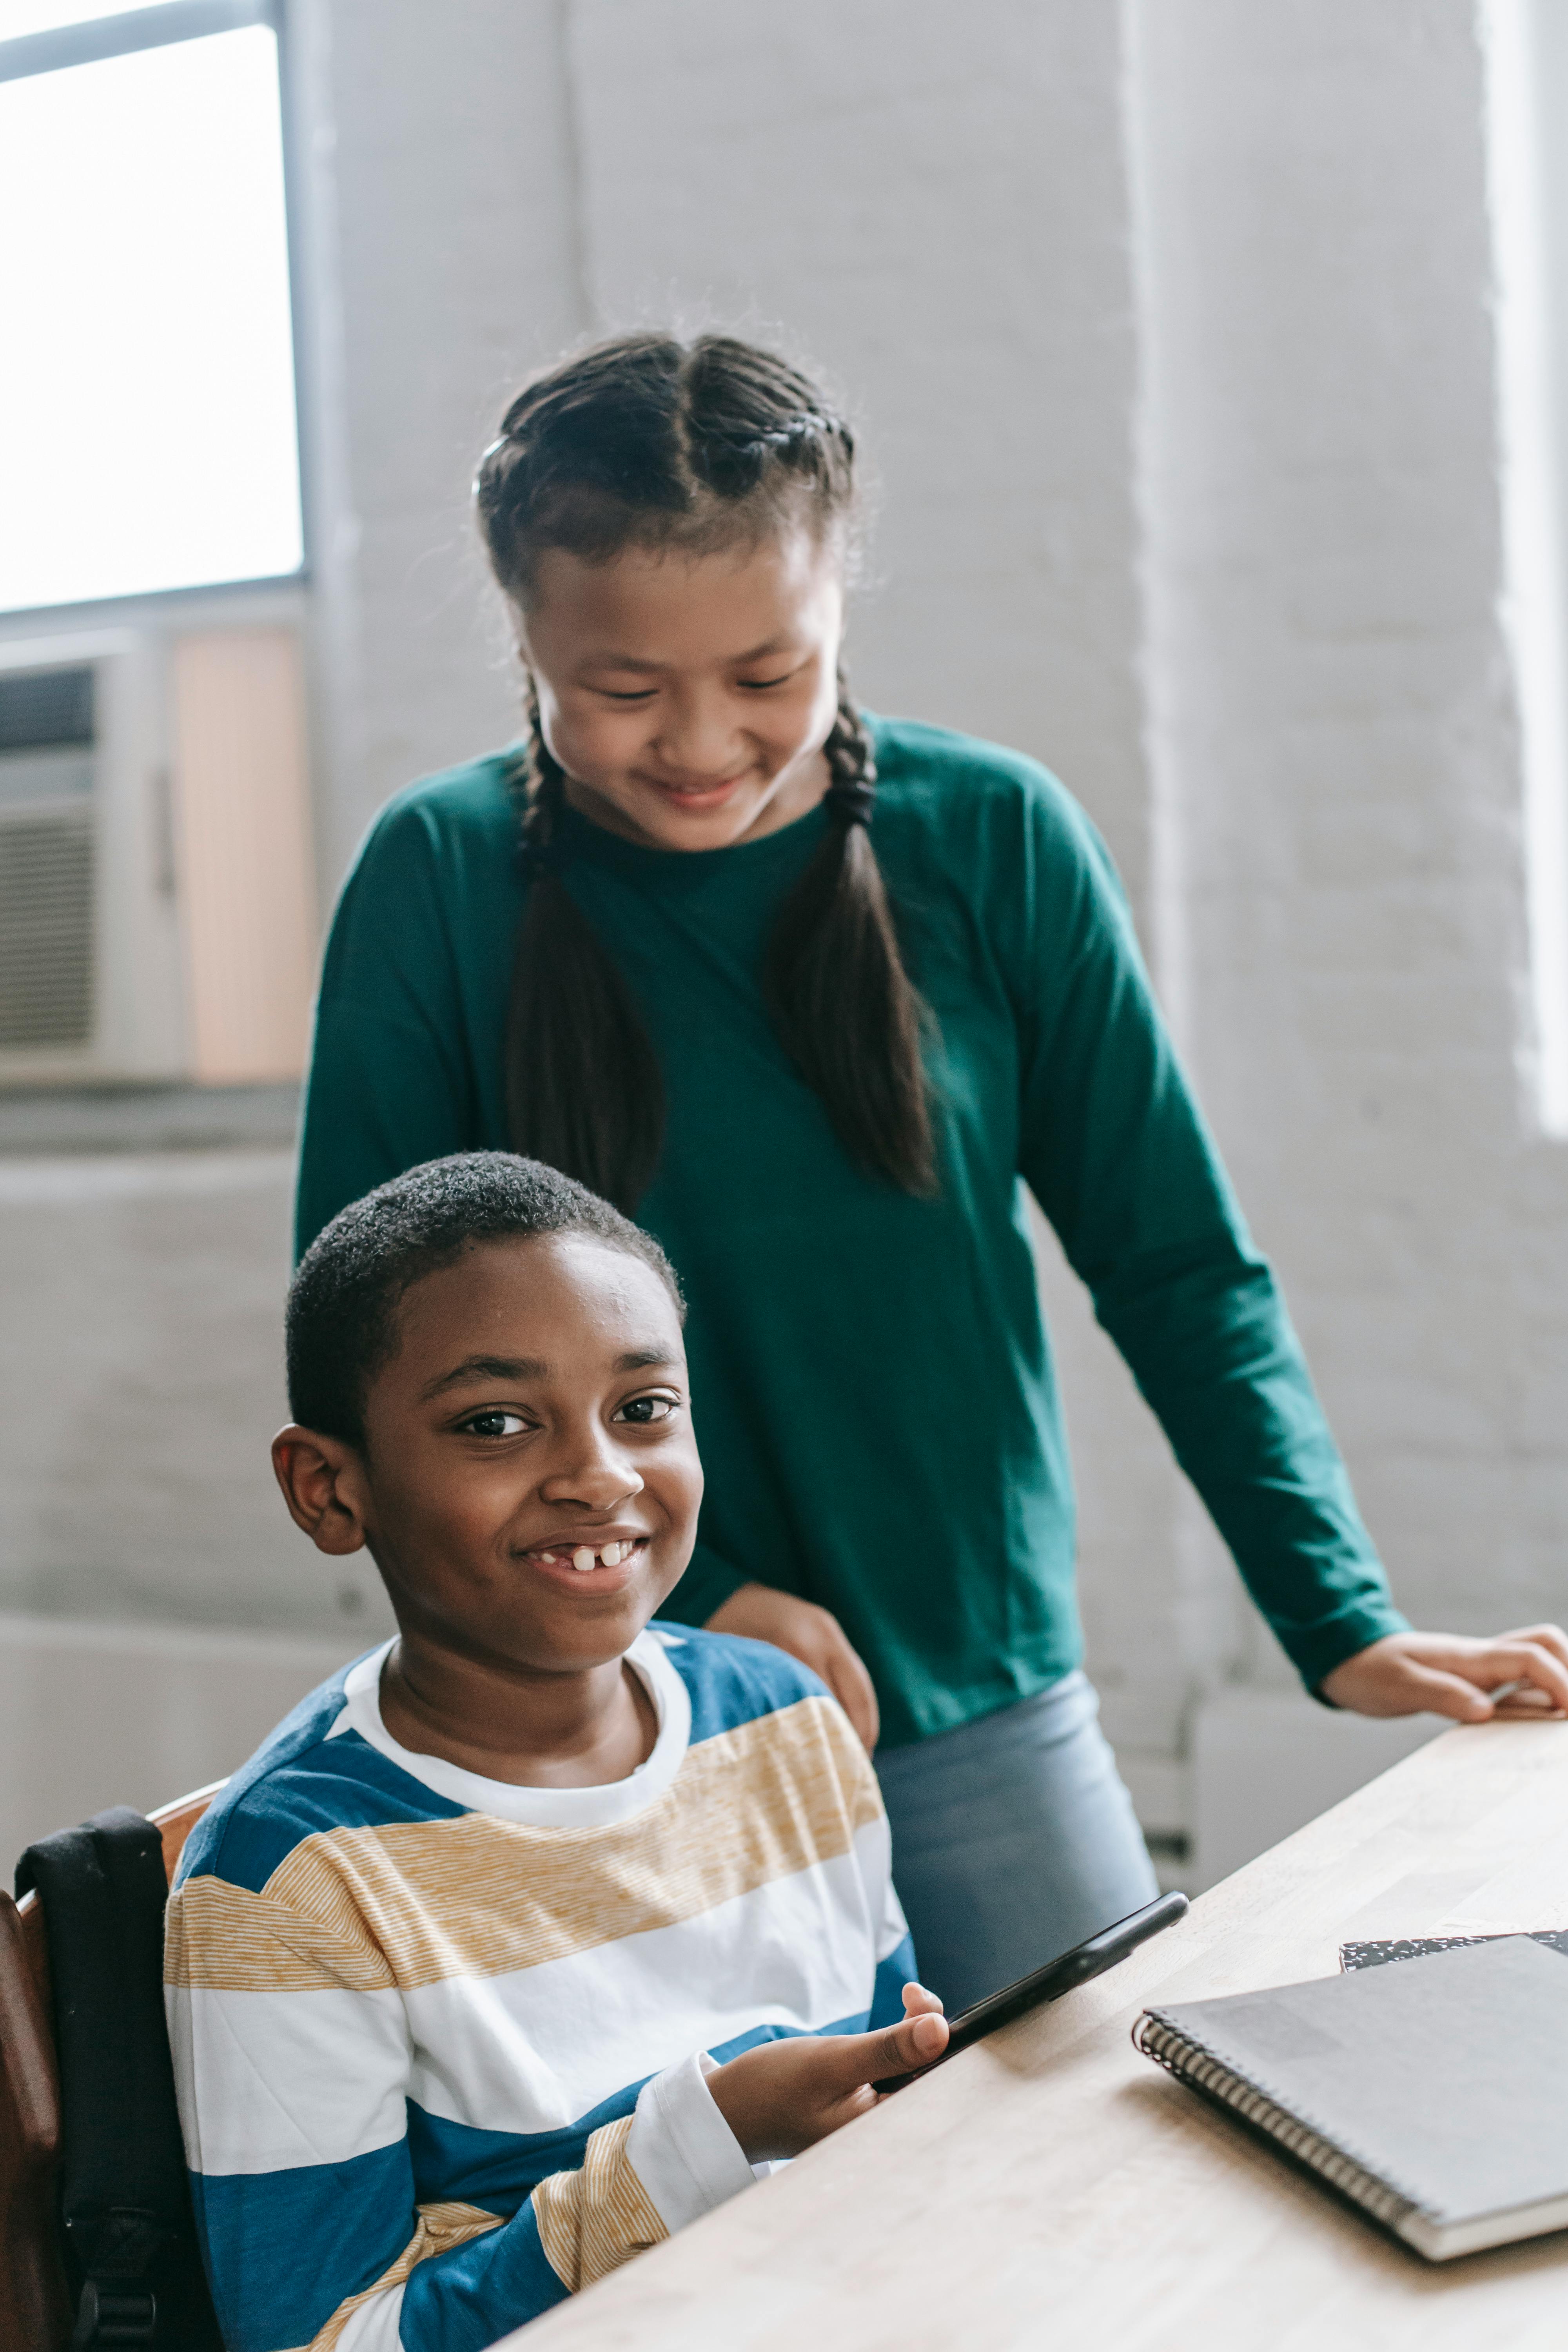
1132,0,1568,1694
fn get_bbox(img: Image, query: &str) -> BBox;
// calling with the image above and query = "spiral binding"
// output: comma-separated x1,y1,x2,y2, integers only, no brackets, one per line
1133,2012,1426,2237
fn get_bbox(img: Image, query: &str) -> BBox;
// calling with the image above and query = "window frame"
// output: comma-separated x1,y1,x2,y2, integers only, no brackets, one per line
0,0,311,622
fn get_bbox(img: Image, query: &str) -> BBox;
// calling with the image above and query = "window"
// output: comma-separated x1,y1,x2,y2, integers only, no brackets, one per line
0,0,304,613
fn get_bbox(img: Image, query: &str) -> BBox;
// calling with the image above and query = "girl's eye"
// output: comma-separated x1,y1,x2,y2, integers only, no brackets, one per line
613,1393,678,1426
597,687,657,704
737,673,793,692
458,1410,528,1439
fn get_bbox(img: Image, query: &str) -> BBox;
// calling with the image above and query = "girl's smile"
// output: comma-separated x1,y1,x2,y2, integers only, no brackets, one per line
632,762,757,815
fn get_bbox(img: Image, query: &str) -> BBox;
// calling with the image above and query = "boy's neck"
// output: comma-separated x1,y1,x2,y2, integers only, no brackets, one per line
377,1633,659,1789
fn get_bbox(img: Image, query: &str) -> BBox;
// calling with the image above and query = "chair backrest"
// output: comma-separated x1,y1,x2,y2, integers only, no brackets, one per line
0,1783,225,2352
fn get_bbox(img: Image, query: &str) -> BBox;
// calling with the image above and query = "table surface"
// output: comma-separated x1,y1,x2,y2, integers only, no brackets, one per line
504,1716,1568,2352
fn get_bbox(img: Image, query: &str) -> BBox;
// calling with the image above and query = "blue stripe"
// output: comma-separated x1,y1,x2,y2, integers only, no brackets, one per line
403,2005,886,2206
655,1621,829,1746
407,2086,643,2205
400,2200,568,2352
196,2004,893,2346
181,1724,469,1895
190,2140,411,2352
181,1628,827,1898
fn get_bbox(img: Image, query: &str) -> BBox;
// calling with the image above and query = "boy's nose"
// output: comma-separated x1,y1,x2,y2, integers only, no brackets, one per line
537,1439,643,1512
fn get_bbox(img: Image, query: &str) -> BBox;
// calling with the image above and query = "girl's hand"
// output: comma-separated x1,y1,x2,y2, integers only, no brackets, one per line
706,1985,947,2162
1319,1626,1568,1720
705,1582,880,1750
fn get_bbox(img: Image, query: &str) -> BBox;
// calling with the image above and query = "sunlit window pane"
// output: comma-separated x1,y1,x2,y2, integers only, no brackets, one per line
0,24,303,612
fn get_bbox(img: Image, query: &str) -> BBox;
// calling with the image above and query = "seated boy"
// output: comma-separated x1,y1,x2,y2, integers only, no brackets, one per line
165,1151,946,2352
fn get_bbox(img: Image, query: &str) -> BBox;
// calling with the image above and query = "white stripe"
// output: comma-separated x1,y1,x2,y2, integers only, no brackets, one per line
171,1828,892,2172
334,2282,407,2352
626,2052,756,2233
402,1835,889,2132
866,1813,911,1961
334,1632,692,1826
165,1981,409,2176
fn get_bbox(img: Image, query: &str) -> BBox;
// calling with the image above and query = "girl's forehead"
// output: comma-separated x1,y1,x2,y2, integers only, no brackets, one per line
526,528,842,654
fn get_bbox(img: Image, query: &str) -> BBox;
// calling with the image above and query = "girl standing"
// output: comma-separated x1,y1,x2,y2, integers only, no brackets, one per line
296,333,1568,2007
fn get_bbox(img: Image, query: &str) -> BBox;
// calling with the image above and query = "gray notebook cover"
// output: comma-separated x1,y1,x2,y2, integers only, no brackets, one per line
1139,1935,1568,2258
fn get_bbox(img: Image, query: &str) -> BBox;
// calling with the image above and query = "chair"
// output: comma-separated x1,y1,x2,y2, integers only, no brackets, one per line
0,1782,225,2350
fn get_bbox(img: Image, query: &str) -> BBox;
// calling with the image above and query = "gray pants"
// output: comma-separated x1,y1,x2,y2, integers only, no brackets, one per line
875,1671,1158,2013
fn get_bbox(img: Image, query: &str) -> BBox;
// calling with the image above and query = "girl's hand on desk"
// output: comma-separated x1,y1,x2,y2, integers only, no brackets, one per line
706,1582,880,1751
706,1985,947,2163
1320,1625,1568,1720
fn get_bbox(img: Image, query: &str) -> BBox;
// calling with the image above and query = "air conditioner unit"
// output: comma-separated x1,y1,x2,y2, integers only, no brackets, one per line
0,624,317,1090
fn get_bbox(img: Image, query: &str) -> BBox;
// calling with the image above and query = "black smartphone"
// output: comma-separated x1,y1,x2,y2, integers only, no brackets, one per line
873,1889,1190,2092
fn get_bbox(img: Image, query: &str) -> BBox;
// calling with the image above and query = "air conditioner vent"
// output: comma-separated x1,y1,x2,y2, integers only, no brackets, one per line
0,816,94,1047
0,665,95,753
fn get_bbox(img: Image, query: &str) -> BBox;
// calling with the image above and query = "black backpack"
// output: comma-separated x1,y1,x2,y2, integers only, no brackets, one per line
16,1809,223,2350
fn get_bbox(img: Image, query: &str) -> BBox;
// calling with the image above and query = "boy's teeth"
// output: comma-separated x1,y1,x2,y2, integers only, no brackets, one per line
537,1539,637,1572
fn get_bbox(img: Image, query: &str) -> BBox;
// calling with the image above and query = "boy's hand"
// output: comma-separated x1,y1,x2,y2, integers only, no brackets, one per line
707,1985,947,2163
705,1583,880,1750
1319,1626,1568,1720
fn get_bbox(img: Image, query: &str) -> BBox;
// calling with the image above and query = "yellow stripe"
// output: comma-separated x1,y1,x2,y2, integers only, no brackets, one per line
165,1878,396,1994
169,1694,881,1993
281,2201,502,2351
532,2114,668,2292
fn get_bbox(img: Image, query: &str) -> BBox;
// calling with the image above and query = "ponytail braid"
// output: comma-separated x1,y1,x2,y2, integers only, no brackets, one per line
502,687,666,1212
764,685,935,1194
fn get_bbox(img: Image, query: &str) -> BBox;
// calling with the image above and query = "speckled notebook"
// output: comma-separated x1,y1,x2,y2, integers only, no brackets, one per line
1340,1928,1568,1971
1135,1935,1568,2260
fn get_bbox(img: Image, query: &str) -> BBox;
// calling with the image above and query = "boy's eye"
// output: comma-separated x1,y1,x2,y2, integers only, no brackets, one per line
613,1393,677,1426
457,1410,528,1439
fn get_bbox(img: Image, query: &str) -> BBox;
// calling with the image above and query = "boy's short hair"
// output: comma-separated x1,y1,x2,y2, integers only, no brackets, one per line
287,1152,684,1446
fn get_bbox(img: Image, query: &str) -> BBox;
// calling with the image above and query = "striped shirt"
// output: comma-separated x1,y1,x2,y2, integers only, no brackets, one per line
165,1626,913,2352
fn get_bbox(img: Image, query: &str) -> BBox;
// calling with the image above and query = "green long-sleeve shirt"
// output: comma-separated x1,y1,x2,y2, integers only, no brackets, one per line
295,715,1406,1748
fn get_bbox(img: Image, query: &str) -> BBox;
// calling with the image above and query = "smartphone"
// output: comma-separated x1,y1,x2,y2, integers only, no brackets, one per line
872,1889,1190,2092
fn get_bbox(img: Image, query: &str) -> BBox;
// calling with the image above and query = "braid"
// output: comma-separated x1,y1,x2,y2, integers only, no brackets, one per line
764,683,937,1196
517,683,568,880
822,688,878,828
501,684,666,1210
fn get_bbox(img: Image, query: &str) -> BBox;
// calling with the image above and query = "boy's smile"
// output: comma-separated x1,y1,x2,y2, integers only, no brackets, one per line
274,1227,703,1786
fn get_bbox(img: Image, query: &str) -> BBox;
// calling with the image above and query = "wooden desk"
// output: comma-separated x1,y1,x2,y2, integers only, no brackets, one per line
509,1719,1568,2352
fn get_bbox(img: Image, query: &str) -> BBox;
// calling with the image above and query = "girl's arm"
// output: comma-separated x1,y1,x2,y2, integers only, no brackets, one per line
1007,778,1408,1696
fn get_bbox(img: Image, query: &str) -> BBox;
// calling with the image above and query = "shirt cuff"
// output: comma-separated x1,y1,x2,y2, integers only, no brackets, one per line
624,2051,758,2234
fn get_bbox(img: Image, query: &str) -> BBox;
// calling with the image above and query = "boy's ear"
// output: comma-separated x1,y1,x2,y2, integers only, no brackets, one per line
272,1425,371,1557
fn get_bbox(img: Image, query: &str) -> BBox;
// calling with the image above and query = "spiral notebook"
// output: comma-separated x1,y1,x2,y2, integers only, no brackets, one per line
1135,1935,1568,2260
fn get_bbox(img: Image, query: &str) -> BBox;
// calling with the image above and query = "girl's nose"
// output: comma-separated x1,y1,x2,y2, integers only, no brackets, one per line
652,692,745,782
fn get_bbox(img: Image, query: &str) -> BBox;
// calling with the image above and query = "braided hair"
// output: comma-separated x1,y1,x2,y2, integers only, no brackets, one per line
476,332,935,1211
